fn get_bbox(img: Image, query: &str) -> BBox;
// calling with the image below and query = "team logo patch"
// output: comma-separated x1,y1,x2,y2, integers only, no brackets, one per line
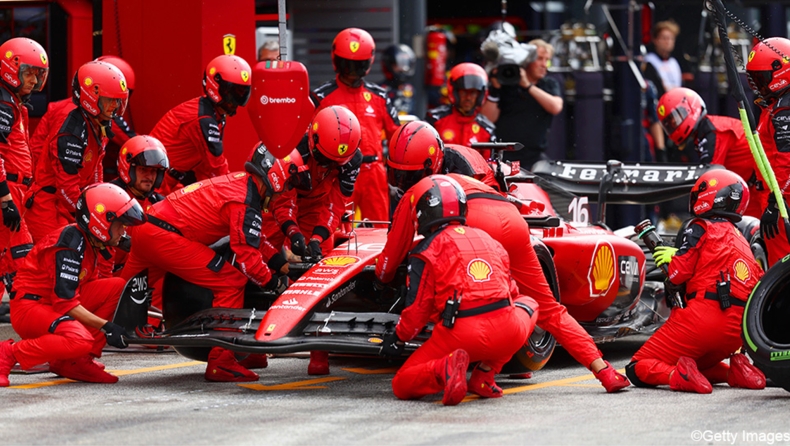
120,147,127,156
472,124,480,134
442,130,454,141
748,51,755,62
312,122,319,131
657,104,665,117
223,34,236,55
589,241,615,297
181,182,203,194
320,256,359,267
95,203,106,214
284,155,291,162
337,143,348,156
428,145,436,155
84,150,93,162
350,41,360,53
40,53,47,65
120,79,127,92
363,92,372,102
734,259,751,284
266,324,276,333
84,77,93,87
240,70,249,83
467,259,492,282
454,227,465,234
234,172,246,178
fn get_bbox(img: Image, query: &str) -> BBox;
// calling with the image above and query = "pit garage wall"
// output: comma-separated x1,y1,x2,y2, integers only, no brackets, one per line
101,0,259,171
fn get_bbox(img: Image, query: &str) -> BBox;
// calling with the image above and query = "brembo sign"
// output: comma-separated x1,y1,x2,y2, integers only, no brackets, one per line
260,95,296,105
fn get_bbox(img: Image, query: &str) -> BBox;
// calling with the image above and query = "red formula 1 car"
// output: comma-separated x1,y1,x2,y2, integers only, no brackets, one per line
112,158,724,373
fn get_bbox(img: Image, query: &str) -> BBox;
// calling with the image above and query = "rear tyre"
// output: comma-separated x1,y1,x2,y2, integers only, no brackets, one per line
742,257,790,392
501,240,560,374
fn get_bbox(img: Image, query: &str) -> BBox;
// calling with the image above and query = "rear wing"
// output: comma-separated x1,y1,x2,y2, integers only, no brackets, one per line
530,160,725,205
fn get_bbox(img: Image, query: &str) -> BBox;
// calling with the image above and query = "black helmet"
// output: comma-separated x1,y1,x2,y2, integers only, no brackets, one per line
412,175,467,236
381,44,416,82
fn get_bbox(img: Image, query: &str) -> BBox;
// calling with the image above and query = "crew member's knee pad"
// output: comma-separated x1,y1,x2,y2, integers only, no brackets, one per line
625,360,657,388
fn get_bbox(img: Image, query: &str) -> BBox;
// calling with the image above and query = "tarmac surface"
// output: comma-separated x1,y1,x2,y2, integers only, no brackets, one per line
1,323,788,445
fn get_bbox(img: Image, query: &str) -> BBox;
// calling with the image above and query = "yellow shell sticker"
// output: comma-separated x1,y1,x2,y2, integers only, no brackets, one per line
472,124,480,134
284,155,291,162
733,259,751,284
428,146,436,155
181,182,203,194
589,241,615,297
240,70,249,83
209,67,216,76
84,77,93,87
234,172,246,178
120,147,127,156
266,324,276,333
748,51,755,62
223,34,236,55
657,104,665,117
709,178,718,187
410,194,415,204
120,79,127,92
363,92,372,102
79,269,87,280
442,130,454,141
320,256,359,267
84,150,93,162
312,122,319,131
467,259,492,282
337,143,348,156
4,51,12,59
454,227,465,234
40,53,47,65
350,41,360,53
94,203,106,213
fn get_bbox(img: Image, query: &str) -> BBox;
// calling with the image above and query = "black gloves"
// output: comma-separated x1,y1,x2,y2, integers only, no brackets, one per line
761,194,784,240
264,274,287,294
380,331,404,356
102,322,128,349
290,232,306,257
116,235,132,252
166,168,186,182
2,200,21,232
664,279,686,309
655,148,668,163
306,238,323,261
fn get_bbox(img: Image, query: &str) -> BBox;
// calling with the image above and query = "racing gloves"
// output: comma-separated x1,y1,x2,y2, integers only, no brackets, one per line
102,322,128,349
290,232,306,257
306,238,323,261
653,246,677,267
380,331,405,356
761,194,788,240
1,199,21,232
116,235,132,252
264,274,287,294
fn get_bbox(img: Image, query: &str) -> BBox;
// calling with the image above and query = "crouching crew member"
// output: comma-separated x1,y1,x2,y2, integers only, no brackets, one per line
380,175,538,405
0,184,145,386
626,170,766,393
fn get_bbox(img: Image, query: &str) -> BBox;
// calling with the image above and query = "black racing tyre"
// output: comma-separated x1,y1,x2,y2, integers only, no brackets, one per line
742,257,790,392
501,240,559,374
162,272,215,362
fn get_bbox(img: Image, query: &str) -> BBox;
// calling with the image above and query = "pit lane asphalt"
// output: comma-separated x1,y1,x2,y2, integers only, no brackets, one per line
0,324,787,446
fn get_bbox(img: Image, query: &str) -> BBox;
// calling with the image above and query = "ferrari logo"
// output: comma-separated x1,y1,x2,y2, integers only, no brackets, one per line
454,227,465,234
321,256,359,267
350,41,360,53
748,51,755,62
240,70,249,83
442,130,454,141
40,53,47,65
94,203,106,213
223,34,236,55
181,182,203,194
266,324,276,333
589,241,615,297
733,259,751,284
363,92,371,102
467,259,492,282
120,79,127,92
472,124,480,134
657,104,665,117
337,143,348,156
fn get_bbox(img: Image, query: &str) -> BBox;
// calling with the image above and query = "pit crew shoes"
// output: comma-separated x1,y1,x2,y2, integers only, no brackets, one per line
205,347,259,382
0,339,17,387
593,360,631,393
727,353,766,390
49,354,119,384
237,353,269,369
435,349,470,406
308,351,330,376
670,356,712,394
468,365,503,398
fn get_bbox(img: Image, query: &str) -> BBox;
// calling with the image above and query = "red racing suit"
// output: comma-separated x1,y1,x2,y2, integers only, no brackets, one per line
377,173,603,369
25,107,107,242
426,105,496,159
693,115,759,218
756,96,790,266
151,97,229,194
9,225,125,369
260,137,362,258
0,85,35,281
628,217,762,387
121,172,275,309
391,223,537,400
311,78,400,222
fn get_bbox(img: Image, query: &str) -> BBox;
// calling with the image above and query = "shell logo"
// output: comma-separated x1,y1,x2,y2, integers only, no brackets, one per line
733,259,751,284
120,147,127,156
337,143,348,156
284,155,291,162
442,130,454,141
454,227,465,234
369,337,383,344
84,150,93,162
748,51,755,62
363,92,372,102
472,124,480,134
4,51,12,59
120,79,127,92
84,77,93,87
209,67,216,76
657,104,665,117
320,256,359,267
588,241,615,297
312,122,319,131
350,41,360,53
94,203,106,214
241,70,249,83
467,259,492,282
234,172,246,178
428,145,436,155
410,194,415,205
181,182,203,194
709,178,718,187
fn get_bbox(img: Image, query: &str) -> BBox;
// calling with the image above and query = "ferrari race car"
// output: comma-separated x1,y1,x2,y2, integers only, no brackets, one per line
112,159,725,373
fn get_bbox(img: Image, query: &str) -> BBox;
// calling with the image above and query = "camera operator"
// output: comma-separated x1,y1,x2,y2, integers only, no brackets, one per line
481,39,563,171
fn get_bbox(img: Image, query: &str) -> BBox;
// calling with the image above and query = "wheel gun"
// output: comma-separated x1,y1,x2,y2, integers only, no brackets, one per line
635,219,685,309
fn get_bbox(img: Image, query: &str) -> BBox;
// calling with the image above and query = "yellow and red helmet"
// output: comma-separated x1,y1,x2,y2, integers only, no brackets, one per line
746,37,790,102
332,28,376,78
0,37,49,93
117,135,169,191
656,87,706,146
410,174,467,236
72,61,129,119
96,55,136,92
203,55,252,116
448,62,488,112
690,169,749,222
246,143,311,197
308,106,361,166
387,121,444,192
76,183,146,243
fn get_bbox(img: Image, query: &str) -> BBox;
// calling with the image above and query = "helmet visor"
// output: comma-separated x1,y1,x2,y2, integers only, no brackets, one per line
388,167,426,192
393,52,416,76
659,106,688,135
110,200,146,227
20,64,49,91
220,81,252,107
131,149,170,169
334,56,372,77
453,74,486,92
748,70,775,97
